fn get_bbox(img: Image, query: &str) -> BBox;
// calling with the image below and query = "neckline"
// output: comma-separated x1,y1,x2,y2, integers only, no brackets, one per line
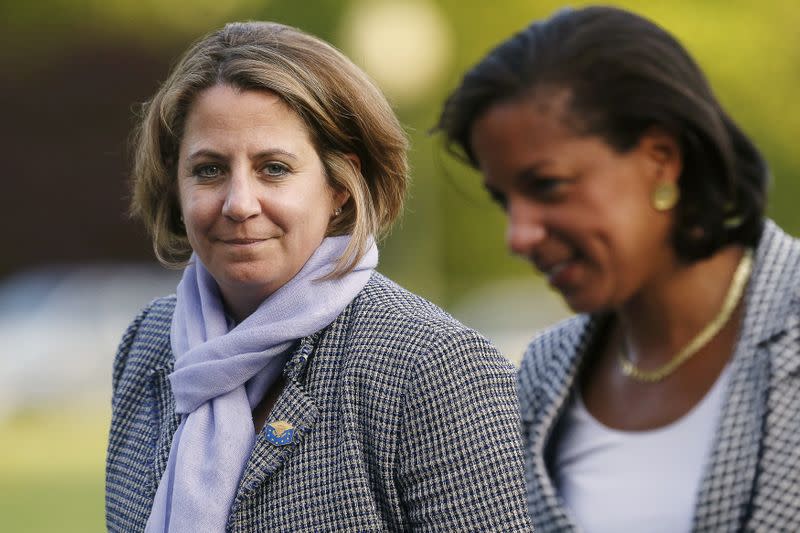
573,363,732,437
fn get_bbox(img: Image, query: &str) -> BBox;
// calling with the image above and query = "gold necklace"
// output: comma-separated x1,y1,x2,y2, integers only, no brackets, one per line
618,249,753,383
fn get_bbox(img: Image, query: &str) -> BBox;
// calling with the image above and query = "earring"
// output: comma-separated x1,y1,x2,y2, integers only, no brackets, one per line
723,200,743,228
651,181,679,211
333,207,342,217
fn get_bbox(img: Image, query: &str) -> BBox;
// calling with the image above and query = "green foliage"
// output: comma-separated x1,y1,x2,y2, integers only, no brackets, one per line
0,475,104,533
0,408,108,532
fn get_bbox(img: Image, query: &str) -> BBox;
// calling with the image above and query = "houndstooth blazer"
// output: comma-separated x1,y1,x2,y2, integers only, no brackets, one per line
518,220,800,532
106,272,533,532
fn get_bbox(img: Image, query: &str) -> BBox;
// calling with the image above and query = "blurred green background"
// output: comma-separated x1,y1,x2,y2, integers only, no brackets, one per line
1,0,798,531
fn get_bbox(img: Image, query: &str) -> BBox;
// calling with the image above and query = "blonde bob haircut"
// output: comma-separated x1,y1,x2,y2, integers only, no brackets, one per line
130,21,409,276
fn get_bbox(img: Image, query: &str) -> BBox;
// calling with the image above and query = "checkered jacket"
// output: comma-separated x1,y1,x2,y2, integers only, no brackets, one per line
106,273,533,532
518,220,800,532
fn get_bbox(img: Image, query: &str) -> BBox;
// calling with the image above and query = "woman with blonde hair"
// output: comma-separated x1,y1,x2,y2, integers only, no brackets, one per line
438,6,800,532
106,21,532,532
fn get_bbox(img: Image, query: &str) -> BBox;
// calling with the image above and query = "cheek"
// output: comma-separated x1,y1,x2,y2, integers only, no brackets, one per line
294,183,335,225
179,195,222,251
181,195,214,230
273,191,332,236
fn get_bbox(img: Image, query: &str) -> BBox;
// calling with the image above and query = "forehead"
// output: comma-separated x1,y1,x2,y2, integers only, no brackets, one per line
180,84,313,147
469,90,578,166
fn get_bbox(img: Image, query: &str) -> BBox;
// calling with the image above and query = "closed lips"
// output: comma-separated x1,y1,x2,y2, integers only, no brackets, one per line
220,238,268,244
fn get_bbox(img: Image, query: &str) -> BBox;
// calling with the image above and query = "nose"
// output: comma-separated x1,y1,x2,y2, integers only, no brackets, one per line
222,172,260,222
506,198,547,257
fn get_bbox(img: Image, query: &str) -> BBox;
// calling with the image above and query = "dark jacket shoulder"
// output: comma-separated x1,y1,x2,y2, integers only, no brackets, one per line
112,295,176,400
346,272,514,374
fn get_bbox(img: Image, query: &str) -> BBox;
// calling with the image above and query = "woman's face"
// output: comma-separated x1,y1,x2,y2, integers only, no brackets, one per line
177,84,346,314
469,93,680,313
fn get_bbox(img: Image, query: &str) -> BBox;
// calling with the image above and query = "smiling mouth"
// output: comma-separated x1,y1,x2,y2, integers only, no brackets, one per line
535,257,577,285
546,261,569,277
220,238,269,245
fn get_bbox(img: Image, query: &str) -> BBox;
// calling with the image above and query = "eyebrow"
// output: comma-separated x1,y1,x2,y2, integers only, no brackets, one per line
515,164,552,182
482,159,554,189
185,148,300,163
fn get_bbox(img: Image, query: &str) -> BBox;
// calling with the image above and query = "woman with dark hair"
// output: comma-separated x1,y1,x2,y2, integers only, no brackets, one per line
106,21,532,532
437,6,799,532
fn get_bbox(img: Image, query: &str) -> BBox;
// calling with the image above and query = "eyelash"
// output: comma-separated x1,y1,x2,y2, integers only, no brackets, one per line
523,177,567,198
486,177,569,211
193,164,222,180
262,162,289,177
190,162,291,180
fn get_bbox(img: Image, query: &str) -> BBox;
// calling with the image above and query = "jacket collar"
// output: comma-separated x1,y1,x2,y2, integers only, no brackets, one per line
693,220,800,530
738,220,799,347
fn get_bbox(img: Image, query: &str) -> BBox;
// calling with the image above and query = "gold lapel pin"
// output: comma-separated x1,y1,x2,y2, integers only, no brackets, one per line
265,420,295,446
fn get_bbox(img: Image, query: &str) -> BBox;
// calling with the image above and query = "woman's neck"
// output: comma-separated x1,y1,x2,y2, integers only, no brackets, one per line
616,245,747,366
220,284,275,324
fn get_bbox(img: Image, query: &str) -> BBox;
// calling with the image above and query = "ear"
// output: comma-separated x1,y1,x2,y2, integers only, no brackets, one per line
332,153,360,208
333,187,351,209
344,152,362,175
637,127,682,184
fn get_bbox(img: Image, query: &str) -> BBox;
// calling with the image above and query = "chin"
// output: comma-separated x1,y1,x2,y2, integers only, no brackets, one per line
560,290,609,315
216,262,279,288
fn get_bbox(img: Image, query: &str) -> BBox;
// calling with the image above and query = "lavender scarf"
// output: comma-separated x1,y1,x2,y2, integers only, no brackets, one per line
145,236,377,532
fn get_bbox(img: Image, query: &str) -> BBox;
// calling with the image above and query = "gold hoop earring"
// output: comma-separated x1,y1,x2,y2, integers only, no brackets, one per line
651,181,679,211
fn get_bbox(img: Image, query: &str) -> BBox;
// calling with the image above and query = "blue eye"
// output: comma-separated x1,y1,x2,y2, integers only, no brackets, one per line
263,162,289,176
194,164,222,179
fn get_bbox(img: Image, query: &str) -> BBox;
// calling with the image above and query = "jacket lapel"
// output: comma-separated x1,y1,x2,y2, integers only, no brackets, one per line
691,324,770,531
693,221,800,531
233,376,320,501
231,330,323,506
529,313,604,531
148,360,180,497
230,303,357,508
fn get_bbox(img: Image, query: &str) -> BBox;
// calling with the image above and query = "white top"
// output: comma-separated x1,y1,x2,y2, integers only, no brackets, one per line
553,366,732,533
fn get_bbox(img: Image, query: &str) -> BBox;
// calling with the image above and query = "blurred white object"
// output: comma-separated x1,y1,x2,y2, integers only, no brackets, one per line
0,264,181,419
451,277,573,365
341,0,452,105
